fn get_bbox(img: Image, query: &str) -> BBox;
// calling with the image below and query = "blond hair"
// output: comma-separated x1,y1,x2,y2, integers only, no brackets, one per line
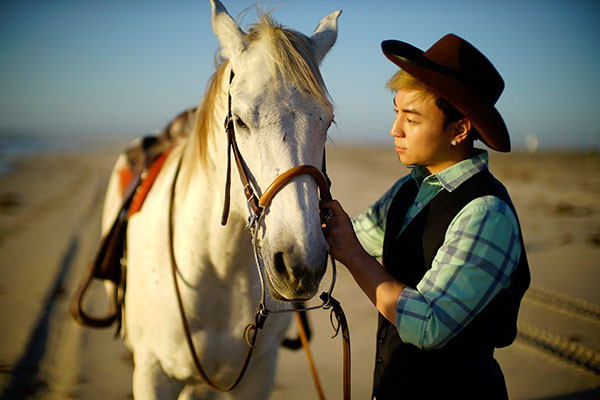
387,69,434,100
387,69,475,137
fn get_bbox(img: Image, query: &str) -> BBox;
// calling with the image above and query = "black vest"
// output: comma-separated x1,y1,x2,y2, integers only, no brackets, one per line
372,170,530,400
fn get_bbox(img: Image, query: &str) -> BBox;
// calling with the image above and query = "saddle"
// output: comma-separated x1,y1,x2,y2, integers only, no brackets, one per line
69,135,173,330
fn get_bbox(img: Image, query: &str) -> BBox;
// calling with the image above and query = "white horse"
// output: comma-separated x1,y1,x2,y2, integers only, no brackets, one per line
101,1,341,398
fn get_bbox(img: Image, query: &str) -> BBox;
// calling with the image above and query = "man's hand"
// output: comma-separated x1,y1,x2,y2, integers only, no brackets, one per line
320,199,406,324
320,199,367,266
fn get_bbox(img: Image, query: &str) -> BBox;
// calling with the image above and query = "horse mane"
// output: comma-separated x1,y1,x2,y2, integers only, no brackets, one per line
245,12,333,116
191,59,229,167
191,12,333,168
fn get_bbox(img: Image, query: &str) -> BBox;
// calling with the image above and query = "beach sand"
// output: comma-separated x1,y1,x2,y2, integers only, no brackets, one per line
1,143,599,399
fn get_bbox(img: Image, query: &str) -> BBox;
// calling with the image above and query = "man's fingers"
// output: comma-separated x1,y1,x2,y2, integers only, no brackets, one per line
320,199,339,228
320,199,344,216
319,199,334,209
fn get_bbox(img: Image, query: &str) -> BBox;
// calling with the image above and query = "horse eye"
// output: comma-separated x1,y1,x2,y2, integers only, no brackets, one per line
235,117,248,130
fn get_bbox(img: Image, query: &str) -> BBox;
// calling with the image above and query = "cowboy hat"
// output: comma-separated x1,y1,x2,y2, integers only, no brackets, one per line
381,34,510,152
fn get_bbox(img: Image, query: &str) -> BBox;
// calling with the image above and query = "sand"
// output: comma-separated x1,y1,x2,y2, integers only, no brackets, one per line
1,143,599,399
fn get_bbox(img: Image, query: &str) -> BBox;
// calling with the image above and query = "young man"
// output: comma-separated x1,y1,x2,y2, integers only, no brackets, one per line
321,34,530,399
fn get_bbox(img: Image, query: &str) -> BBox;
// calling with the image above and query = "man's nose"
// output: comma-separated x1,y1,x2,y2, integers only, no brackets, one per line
390,118,403,138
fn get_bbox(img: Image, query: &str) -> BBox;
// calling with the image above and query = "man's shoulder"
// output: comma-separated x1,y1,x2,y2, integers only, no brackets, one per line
389,173,415,196
455,195,520,234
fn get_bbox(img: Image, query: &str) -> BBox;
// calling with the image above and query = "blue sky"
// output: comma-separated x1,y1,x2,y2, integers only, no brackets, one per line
1,0,599,150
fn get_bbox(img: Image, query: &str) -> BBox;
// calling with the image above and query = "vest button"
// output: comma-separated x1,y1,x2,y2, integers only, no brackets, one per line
417,202,424,209
378,337,384,344
376,357,383,364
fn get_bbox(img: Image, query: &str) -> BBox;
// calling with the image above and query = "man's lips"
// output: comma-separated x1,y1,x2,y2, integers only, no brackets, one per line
395,145,406,153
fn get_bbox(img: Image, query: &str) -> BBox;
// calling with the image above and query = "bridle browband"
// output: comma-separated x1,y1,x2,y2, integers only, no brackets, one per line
168,68,349,397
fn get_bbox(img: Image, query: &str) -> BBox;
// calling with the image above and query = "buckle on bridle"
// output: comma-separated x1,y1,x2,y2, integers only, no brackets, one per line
246,212,261,231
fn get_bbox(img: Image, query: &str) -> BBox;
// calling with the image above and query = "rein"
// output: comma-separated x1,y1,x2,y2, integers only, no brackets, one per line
169,155,265,392
168,69,350,398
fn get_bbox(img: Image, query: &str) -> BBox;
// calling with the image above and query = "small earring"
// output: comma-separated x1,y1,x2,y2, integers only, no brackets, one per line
451,140,457,146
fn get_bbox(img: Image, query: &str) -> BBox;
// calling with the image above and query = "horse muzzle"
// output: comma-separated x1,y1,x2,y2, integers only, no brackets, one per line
265,248,328,301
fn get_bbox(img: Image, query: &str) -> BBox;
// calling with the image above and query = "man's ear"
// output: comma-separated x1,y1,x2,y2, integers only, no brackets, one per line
452,119,472,145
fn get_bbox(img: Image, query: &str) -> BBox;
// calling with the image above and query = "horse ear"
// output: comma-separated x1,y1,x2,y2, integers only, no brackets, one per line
210,0,245,61
310,10,342,64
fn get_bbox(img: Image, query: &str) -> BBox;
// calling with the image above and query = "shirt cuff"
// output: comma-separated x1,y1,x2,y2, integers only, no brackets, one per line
395,287,429,348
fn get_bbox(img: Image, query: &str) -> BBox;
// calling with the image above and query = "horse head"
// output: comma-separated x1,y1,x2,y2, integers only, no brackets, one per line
210,0,341,302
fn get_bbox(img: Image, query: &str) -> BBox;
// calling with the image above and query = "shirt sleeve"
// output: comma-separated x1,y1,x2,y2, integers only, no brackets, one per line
351,176,409,258
394,195,522,350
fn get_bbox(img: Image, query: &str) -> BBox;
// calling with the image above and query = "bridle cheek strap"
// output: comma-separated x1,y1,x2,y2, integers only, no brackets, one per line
220,118,262,226
220,121,233,225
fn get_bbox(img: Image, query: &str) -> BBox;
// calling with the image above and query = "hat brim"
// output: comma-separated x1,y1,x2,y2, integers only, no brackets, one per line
382,40,510,152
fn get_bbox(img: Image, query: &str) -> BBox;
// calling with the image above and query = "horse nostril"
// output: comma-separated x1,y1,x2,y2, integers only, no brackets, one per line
274,252,287,276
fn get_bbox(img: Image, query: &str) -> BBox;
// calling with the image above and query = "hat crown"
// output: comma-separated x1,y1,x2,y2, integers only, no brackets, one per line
424,34,504,105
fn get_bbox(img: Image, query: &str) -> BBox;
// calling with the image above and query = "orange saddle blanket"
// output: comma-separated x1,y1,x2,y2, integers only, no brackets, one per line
118,144,172,217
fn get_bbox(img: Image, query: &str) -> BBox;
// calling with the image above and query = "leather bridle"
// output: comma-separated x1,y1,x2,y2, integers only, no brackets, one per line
168,69,350,397
219,70,337,313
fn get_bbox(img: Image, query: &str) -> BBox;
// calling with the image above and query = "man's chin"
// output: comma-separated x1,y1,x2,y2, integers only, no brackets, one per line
397,153,411,166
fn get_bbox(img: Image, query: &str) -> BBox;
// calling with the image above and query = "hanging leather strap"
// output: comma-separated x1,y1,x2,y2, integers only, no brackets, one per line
322,293,351,400
169,153,267,392
296,311,326,400
69,230,121,328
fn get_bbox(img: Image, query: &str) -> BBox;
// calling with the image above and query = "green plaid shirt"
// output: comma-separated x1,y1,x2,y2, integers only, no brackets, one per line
352,150,521,349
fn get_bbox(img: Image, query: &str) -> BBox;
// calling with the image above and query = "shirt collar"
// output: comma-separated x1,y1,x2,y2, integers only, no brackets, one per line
410,149,489,192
